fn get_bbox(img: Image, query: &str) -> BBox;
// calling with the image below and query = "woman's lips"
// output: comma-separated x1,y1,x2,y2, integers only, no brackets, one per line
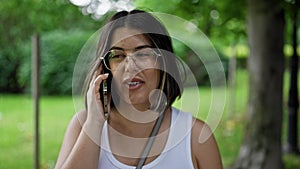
123,77,145,90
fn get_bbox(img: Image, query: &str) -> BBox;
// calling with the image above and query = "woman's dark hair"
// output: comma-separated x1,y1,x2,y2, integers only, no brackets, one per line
84,9,183,110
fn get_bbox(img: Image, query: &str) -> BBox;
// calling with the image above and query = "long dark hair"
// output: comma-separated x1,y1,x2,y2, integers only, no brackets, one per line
84,9,183,110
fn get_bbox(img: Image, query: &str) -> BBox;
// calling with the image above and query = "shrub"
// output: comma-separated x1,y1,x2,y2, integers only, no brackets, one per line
19,29,92,95
0,46,25,93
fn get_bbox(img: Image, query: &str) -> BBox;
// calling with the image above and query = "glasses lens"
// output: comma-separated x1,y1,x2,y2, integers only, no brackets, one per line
133,48,158,67
106,48,159,71
109,50,126,63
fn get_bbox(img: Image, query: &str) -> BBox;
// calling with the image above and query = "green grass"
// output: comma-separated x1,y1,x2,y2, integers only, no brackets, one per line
0,69,299,169
0,95,74,169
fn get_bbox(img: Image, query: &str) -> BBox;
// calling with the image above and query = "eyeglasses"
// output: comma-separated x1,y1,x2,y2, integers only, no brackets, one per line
101,47,161,71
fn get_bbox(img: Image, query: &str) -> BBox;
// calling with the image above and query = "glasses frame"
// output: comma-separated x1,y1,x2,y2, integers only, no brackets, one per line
100,47,162,71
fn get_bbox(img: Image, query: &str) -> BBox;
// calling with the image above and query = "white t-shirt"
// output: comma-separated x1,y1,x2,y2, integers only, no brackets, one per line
98,107,194,169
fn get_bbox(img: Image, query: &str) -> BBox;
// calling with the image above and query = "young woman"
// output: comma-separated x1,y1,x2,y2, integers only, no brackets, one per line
55,9,223,169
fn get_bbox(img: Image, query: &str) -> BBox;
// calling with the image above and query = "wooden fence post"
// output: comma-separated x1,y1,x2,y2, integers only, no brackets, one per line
32,33,40,169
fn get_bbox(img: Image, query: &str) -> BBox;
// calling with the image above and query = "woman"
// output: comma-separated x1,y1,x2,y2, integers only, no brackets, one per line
55,9,222,169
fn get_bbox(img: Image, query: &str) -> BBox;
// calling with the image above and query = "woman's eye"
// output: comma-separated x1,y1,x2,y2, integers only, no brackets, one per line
135,53,151,58
112,55,120,58
111,54,125,60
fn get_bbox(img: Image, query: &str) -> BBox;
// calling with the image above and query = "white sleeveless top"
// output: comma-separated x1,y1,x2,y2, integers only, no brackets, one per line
98,107,195,169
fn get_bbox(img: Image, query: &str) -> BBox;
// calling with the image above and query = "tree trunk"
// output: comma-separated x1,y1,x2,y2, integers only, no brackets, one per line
285,2,299,154
234,0,285,169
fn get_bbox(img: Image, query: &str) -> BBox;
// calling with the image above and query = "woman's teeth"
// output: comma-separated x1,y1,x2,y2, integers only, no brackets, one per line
128,81,141,86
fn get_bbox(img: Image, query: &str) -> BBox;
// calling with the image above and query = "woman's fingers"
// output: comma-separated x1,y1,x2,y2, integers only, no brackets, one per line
87,72,109,118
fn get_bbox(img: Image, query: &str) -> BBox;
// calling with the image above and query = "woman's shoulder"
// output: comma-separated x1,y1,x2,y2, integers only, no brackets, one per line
191,117,208,136
190,117,223,169
66,110,87,132
75,109,87,125
171,107,210,138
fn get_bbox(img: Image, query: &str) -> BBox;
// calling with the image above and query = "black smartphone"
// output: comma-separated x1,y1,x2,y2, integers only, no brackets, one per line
100,58,112,117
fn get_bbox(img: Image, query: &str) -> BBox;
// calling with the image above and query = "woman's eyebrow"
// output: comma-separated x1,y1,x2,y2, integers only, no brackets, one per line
134,45,152,50
110,46,123,50
110,45,152,51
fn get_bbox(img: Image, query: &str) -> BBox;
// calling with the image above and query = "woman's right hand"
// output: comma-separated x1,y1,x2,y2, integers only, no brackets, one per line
82,71,109,145
86,71,109,123
54,71,109,168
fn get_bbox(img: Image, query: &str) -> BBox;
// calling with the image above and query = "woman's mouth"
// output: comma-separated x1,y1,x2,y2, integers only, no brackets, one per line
124,78,144,90
128,81,142,86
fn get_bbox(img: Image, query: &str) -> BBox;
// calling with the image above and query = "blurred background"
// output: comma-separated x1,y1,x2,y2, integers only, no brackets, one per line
0,0,299,169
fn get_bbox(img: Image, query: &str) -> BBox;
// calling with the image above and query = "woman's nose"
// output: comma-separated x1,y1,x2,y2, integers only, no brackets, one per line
124,53,138,72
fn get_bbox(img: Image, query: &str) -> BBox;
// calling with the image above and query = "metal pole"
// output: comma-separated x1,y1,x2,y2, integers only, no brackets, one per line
32,33,40,169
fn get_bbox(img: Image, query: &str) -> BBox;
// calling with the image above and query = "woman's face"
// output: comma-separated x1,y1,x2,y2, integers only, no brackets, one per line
109,27,160,111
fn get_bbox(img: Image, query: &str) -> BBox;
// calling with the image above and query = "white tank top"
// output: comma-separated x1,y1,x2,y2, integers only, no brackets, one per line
98,107,195,169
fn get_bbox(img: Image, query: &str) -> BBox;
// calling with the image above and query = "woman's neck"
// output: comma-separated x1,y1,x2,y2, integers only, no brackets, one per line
108,105,171,138
106,107,172,163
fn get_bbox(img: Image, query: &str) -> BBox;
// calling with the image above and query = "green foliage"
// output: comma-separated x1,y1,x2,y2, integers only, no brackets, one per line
172,39,229,86
0,0,101,94
0,46,24,93
134,0,247,46
283,0,300,46
19,30,92,95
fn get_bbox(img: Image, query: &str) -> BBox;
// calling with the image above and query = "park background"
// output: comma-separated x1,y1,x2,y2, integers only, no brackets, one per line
0,0,299,169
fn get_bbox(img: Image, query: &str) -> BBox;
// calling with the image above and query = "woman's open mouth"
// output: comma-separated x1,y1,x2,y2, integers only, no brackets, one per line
124,78,145,90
